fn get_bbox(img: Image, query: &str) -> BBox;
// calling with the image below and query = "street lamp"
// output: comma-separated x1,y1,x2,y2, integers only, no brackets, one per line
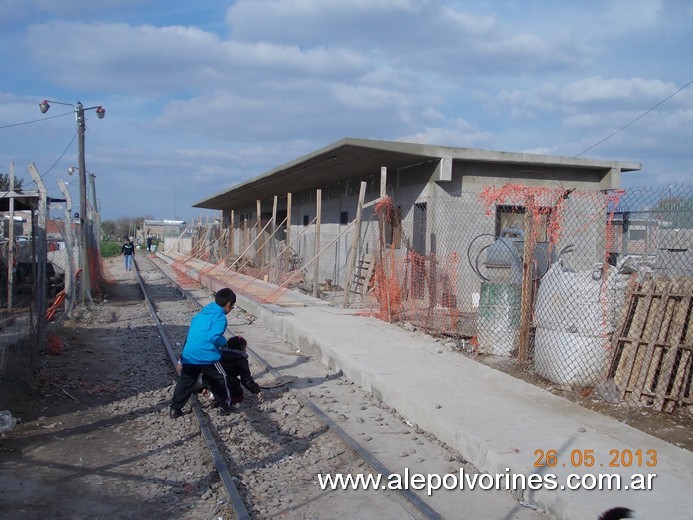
39,99,105,306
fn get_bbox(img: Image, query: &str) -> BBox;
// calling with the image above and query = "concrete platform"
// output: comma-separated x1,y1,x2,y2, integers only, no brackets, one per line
156,252,691,520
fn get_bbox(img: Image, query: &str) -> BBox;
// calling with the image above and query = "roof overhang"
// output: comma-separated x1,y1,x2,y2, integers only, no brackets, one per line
194,138,642,210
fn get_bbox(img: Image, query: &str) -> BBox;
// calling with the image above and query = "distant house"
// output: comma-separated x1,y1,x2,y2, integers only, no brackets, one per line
1,214,25,240
141,219,187,252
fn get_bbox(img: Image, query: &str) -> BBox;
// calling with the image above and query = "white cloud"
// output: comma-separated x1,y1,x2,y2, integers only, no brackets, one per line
399,118,492,148
26,22,224,93
559,77,676,105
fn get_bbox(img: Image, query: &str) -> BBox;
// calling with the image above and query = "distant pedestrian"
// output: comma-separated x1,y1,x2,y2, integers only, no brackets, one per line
170,288,237,418
200,335,264,406
146,232,153,251
121,237,135,271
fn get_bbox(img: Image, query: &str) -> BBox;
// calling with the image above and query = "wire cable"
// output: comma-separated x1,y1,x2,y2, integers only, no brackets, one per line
0,110,73,129
23,132,78,191
576,79,693,157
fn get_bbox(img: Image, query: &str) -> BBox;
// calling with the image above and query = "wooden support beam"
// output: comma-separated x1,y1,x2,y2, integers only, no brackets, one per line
58,178,74,314
285,193,292,270
313,189,322,298
272,195,278,261
343,181,367,307
28,163,48,346
229,209,235,259
7,162,15,311
517,196,536,364
256,200,262,265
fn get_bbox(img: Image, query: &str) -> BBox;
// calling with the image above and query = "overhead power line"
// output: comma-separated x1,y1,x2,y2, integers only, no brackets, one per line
0,110,73,129
575,78,693,157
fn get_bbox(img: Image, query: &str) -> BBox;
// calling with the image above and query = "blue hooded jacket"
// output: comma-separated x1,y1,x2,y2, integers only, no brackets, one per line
181,301,228,364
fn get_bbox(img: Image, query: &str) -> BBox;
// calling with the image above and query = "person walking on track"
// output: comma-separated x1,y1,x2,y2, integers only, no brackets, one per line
121,237,135,271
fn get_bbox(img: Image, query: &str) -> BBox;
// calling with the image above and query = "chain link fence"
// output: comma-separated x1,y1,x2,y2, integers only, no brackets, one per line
0,211,80,407
368,183,692,413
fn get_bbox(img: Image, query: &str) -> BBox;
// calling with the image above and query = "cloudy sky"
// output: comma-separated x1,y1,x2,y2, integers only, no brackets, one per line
1,0,691,222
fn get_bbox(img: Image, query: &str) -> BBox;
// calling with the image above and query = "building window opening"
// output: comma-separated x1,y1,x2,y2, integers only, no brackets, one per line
495,205,552,241
384,205,402,249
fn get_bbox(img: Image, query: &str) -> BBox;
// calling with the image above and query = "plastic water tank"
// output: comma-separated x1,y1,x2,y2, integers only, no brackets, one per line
485,228,523,268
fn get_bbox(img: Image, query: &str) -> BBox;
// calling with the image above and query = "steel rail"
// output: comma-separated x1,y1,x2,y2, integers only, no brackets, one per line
248,349,445,520
132,255,250,520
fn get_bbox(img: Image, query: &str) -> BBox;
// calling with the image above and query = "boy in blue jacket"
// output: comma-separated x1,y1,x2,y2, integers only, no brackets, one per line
169,288,236,418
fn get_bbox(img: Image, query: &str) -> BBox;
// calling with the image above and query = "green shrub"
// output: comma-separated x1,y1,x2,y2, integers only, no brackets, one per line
100,240,121,258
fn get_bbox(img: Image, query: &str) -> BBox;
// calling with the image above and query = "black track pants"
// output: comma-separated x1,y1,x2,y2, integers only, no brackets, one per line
170,361,231,410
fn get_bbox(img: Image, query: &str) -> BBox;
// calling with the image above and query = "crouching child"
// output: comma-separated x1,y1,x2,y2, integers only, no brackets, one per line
200,336,264,406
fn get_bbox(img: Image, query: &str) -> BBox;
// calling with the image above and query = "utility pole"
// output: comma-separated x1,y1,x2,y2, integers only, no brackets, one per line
76,102,92,306
38,99,104,307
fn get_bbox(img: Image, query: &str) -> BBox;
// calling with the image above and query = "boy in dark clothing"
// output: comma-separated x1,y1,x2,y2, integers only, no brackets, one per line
222,336,264,404
169,288,237,418
201,336,264,406
121,238,135,271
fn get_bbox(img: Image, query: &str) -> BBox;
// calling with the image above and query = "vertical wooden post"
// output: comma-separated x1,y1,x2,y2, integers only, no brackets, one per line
313,189,322,298
286,193,292,243
58,179,74,313
343,181,367,307
28,163,48,347
285,193,292,270
256,200,262,266
517,196,537,364
272,195,278,260
229,210,235,261
243,215,249,258
380,166,387,199
7,162,15,311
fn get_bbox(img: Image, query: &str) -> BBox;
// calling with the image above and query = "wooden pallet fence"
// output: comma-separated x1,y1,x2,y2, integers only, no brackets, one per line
609,275,693,413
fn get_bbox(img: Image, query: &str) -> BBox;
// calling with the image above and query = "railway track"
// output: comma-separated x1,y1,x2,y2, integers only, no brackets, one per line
132,252,445,520
132,252,543,520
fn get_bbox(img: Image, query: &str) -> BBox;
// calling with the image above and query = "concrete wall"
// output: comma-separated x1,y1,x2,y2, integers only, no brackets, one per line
163,236,193,254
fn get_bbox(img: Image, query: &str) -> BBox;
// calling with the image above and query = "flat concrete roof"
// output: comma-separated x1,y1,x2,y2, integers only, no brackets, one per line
194,138,642,210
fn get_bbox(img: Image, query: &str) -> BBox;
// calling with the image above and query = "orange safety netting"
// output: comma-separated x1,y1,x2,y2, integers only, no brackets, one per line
479,184,574,246
368,196,461,333
371,245,402,321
